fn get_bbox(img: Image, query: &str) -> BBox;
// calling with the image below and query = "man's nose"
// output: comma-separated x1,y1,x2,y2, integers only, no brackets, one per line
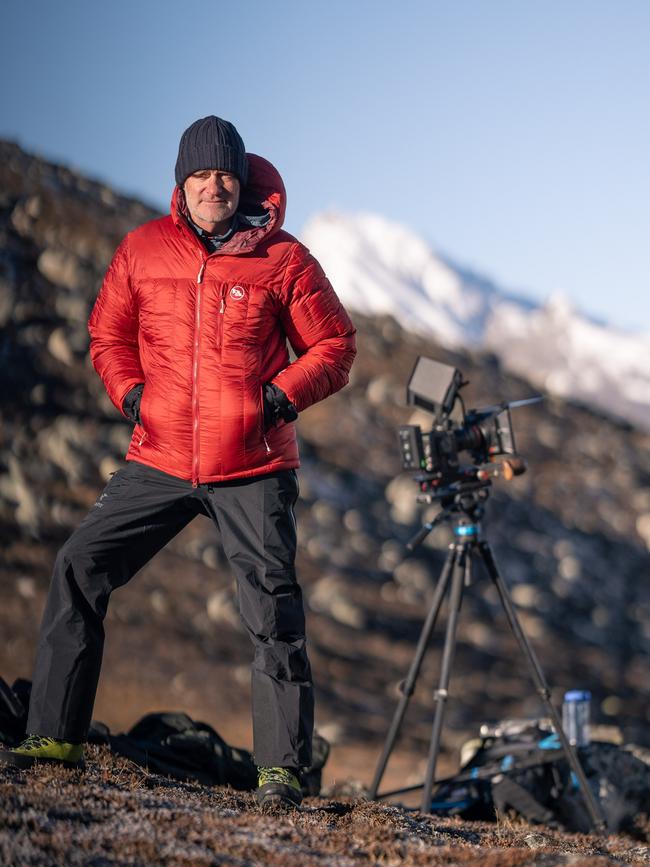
205,172,224,193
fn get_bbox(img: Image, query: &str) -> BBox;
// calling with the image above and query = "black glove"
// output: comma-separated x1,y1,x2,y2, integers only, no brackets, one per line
262,383,298,431
122,383,144,424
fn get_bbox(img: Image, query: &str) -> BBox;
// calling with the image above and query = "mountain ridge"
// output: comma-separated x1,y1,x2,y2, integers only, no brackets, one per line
301,210,650,431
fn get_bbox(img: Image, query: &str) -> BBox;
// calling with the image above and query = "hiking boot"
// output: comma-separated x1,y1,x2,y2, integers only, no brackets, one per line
0,734,85,770
256,766,302,809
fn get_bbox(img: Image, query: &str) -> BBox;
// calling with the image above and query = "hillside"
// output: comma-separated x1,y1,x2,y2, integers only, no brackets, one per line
2,751,649,866
1,136,649,803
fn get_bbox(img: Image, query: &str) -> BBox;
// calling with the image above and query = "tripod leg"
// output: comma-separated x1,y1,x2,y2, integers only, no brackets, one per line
370,545,456,800
478,541,606,832
421,545,466,812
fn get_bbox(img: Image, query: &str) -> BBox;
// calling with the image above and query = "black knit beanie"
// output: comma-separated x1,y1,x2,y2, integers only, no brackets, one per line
175,116,248,186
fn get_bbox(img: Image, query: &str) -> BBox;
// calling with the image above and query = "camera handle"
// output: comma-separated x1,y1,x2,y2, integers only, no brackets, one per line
369,495,606,833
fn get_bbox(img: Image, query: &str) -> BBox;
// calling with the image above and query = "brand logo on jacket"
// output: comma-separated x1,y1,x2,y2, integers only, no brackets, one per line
230,285,245,301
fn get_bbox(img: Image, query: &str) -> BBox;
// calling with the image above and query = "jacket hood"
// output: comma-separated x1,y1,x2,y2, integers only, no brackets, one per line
171,153,287,255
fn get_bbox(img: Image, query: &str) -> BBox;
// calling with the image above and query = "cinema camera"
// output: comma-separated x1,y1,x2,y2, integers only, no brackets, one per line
398,356,538,498
371,357,606,832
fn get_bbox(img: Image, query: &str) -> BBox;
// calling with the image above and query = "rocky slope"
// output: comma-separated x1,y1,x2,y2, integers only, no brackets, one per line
1,141,649,799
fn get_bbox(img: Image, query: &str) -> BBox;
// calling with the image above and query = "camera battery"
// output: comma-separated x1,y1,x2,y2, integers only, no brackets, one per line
398,425,424,470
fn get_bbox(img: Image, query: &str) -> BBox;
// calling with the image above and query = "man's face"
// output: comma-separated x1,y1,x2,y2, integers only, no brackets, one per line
183,169,240,234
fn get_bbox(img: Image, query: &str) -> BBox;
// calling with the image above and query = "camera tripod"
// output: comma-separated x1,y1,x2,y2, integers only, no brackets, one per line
369,481,605,832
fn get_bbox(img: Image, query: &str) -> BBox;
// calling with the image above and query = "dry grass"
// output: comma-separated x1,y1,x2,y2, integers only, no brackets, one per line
1,746,649,866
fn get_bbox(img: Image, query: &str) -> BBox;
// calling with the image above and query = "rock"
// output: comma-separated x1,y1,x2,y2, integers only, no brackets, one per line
55,292,90,324
558,554,581,580
311,499,341,528
47,327,75,366
309,575,365,628
343,509,364,532
36,416,87,482
16,577,36,599
150,590,168,615
6,456,39,535
385,475,420,525
393,561,432,593
30,384,46,406
10,199,37,236
366,375,397,407
206,590,239,628
37,248,87,292
0,276,15,327
511,583,540,608
348,531,374,556
627,848,650,863
523,832,550,849
636,513,650,550
316,720,345,745
201,545,220,569
99,456,122,481
377,540,402,571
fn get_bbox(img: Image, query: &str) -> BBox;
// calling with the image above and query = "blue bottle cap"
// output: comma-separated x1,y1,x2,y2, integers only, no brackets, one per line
563,690,591,702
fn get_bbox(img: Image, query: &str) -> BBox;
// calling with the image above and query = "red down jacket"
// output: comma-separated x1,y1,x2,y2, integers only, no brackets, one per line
88,154,356,484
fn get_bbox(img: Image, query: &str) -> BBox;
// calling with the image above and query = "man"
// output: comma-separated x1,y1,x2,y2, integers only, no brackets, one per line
0,116,357,809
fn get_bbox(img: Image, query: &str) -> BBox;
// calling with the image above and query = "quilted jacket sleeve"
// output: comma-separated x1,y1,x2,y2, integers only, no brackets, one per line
87,235,145,417
272,243,356,412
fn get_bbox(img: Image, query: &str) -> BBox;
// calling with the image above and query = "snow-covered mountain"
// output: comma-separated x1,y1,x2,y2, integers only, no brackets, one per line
301,211,650,430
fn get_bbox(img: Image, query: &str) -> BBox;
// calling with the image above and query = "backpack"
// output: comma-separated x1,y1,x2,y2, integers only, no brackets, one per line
430,718,650,833
90,712,259,790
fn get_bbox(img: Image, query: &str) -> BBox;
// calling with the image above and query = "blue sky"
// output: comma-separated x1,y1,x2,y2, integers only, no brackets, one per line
1,1,648,332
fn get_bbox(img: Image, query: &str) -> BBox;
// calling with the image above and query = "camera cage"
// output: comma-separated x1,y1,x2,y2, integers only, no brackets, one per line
400,356,538,488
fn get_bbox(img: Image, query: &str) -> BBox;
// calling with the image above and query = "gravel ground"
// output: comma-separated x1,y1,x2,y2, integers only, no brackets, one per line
1,747,649,866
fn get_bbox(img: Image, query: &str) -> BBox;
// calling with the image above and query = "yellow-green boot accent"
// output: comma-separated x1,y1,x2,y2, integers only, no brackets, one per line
0,734,85,769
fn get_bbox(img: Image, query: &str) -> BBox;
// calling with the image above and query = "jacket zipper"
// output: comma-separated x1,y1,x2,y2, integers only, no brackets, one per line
192,258,206,486
191,247,270,478
260,384,271,454
217,286,226,348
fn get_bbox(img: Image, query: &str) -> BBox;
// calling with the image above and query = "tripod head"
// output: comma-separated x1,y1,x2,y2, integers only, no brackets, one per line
404,456,528,554
405,479,490,553
414,456,527,504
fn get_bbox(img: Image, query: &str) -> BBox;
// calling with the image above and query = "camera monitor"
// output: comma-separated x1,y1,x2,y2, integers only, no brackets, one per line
406,357,464,419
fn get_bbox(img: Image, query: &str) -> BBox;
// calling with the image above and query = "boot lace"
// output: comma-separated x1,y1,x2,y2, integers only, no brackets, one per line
258,767,299,788
18,734,54,750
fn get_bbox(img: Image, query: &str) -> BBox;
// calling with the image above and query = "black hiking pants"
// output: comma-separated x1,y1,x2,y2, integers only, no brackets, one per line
26,461,313,768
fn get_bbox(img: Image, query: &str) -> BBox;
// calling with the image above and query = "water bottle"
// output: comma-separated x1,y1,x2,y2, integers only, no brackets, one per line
562,690,591,747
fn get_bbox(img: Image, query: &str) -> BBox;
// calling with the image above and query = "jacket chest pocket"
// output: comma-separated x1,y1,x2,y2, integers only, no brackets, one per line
213,283,274,348
210,284,244,349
